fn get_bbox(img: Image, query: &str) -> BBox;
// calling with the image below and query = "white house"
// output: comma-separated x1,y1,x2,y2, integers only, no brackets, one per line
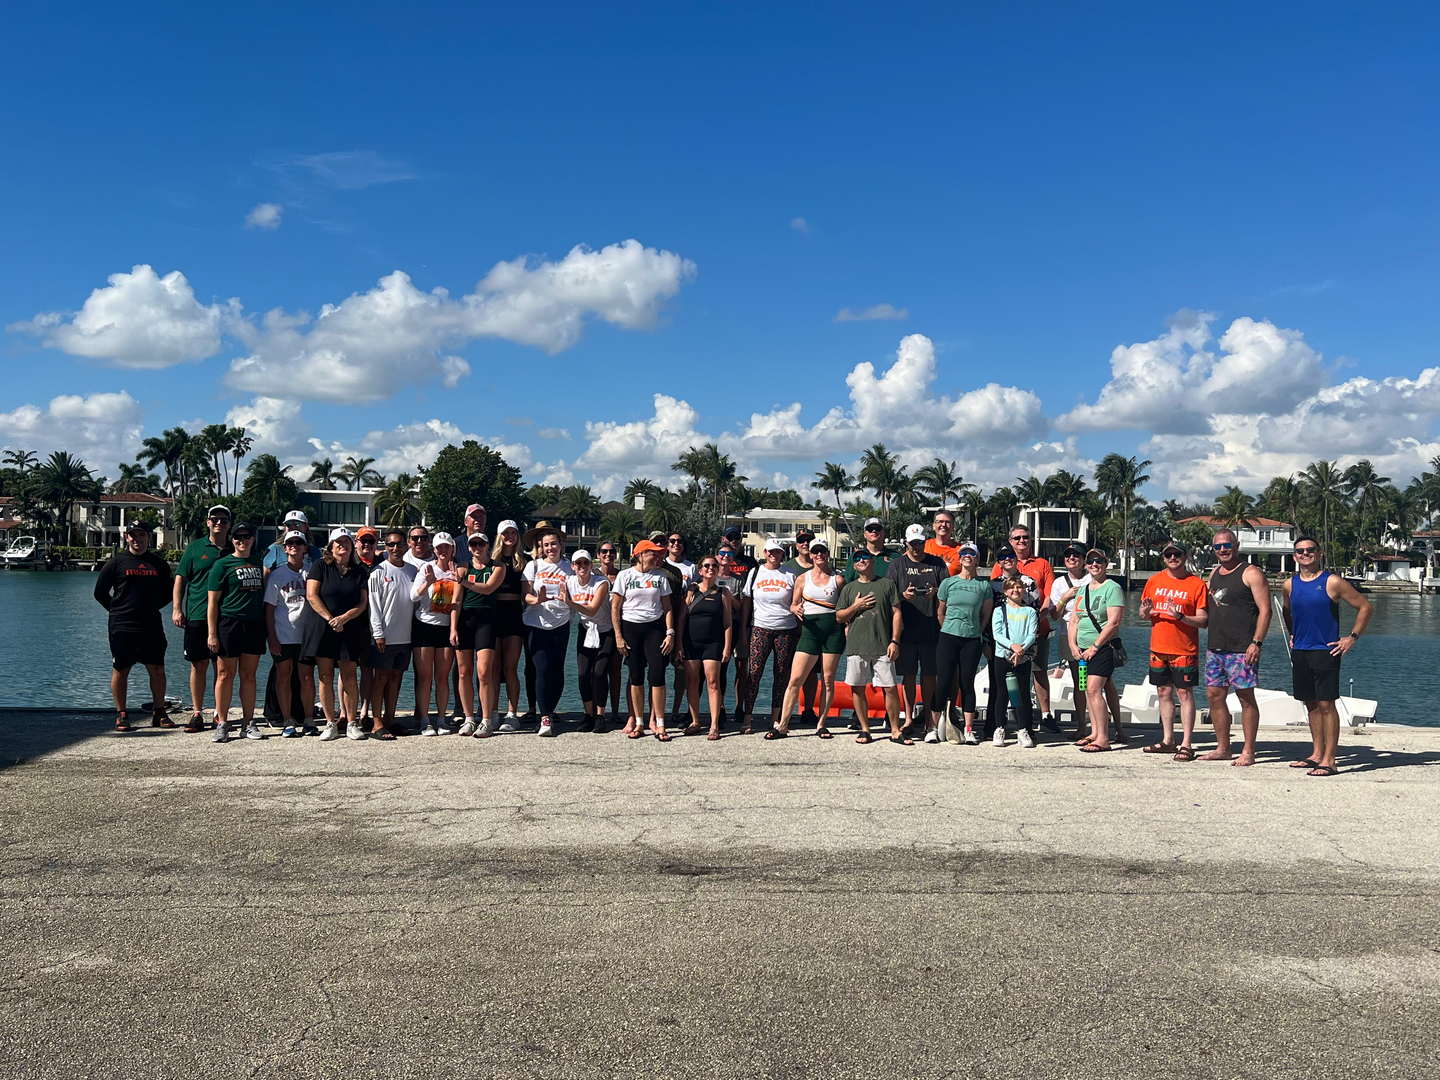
1176,516,1297,571
1011,506,1091,567
727,507,849,560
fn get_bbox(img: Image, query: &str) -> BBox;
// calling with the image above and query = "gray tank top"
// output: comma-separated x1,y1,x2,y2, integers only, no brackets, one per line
1206,563,1260,653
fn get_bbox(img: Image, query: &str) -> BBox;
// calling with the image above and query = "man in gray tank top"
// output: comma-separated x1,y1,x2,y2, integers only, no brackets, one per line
1202,529,1271,766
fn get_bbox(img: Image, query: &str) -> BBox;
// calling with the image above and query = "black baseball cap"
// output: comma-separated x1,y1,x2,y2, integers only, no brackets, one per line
794,529,815,543
722,524,741,539
1062,544,1085,558
996,545,1017,560
230,522,256,539
125,519,153,534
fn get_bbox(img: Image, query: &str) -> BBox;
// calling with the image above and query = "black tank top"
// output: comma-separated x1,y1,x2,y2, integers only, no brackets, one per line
684,585,726,646
1207,563,1261,653
495,553,527,602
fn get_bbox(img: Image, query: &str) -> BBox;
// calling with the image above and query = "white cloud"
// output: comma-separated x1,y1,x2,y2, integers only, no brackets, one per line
224,396,308,461
575,394,705,484
11,265,230,369
0,391,145,472
1056,311,1326,435
264,150,418,191
834,303,908,322
244,202,282,230
790,217,811,233
224,239,695,403
537,428,570,440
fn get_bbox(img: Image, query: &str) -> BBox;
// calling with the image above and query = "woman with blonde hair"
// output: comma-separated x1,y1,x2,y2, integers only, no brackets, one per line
611,539,676,740
303,528,371,742
491,519,530,728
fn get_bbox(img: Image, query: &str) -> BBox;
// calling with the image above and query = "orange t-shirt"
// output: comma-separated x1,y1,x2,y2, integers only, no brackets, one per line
1141,571,1208,655
990,555,1056,633
924,538,962,577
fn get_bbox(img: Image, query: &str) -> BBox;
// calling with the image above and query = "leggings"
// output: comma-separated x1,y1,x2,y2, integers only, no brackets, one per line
930,633,984,716
743,625,799,717
622,618,668,687
576,628,616,705
986,654,1035,736
526,622,571,717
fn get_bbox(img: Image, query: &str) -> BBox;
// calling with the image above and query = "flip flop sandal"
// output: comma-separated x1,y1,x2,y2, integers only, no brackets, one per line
763,728,788,740
1173,747,1196,762
887,735,914,746
855,733,874,744
1306,765,1338,777
816,729,834,740
655,729,672,742
115,712,132,732
706,731,721,741
1142,742,1177,754
1289,757,1320,770
372,729,397,741
626,728,644,739
1079,743,1111,753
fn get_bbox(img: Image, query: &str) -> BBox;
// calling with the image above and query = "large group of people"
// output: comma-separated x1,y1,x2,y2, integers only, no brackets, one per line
94,503,1373,775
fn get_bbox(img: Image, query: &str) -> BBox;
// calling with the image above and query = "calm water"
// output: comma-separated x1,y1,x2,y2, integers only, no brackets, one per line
1,571,1435,725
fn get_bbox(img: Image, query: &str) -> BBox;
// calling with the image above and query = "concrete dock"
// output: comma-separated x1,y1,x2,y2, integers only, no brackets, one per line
1,712,1436,1078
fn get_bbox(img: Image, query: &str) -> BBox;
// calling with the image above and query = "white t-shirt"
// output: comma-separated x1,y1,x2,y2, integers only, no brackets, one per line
613,566,672,623
798,570,841,616
745,566,798,630
522,557,574,629
566,573,613,633
1050,571,1092,623
368,559,418,644
410,560,462,626
667,558,695,587
262,565,309,645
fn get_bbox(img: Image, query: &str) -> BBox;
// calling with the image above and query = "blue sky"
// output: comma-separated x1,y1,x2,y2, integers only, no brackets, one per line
3,2,1438,500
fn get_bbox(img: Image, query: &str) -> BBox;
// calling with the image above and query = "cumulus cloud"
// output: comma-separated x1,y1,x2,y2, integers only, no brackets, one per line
315,419,544,482
575,394,705,483
10,265,231,369
834,303,908,322
224,239,696,403
1056,311,1326,435
0,391,145,471
244,202,283,229
224,396,308,461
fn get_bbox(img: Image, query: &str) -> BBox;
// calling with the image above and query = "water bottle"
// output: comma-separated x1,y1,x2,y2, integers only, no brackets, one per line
1077,659,1087,692
1004,672,1021,708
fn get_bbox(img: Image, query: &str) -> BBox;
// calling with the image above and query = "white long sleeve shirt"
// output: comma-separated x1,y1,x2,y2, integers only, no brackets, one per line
368,560,418,645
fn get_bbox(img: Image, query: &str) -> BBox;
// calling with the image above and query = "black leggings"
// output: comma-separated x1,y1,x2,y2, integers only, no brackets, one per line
527,623,571,717
577,628,616,705
985,655,1035,736
930,633,984,716
622,618,668,687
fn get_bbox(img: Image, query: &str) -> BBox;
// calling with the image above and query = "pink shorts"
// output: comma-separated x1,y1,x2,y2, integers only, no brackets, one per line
1205,650,1257,690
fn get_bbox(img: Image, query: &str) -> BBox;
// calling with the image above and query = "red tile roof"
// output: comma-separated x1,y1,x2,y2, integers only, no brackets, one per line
1176,515,1292,528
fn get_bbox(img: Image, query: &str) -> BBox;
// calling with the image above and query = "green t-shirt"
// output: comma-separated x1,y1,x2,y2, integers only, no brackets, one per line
837,577,900,657
207,554,265,621
781,557,812,577
176,537,226,621
938,576,990,638
460,563,497,611
1075,578,1124,649
844,548,893,583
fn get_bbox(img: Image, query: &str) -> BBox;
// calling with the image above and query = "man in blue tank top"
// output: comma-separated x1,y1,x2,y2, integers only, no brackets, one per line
1281,536,1373,776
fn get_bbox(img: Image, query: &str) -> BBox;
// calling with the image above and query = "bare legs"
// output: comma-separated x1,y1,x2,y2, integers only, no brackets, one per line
685,658,724,737
111,663,165,716
1304,699,1340,772
1203,686,1258,765
214,654,260,725
1156,685,1196,751
500,635,523,716
316,659,358,726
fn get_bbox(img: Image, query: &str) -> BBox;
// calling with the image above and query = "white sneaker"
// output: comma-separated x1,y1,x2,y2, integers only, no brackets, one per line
499,715,519,733
212,722,230,743
458,719,477,737
420,722,437,737
962,728,979,746
538,718,556,738
1018,729,1036,749
992,727,1006,747
923,727,940,744
318,722,340,742
346,721,366,741
476,718,496,739
244,723,265,741
435,717,456,735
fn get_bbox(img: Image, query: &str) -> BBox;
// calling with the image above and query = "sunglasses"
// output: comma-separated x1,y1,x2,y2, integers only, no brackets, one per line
864,526,882,532
668,538,683,544
1295,547,1319,555
598,549,615,555
1212,542,1234,550
209,516,231,524
700,562,719,570
960,552,978,558
359,537,377,543
1010,535,1030,542
408,535,428,542
384,540,403,548
232,534,254,542
1164,551,1184,558
1085,559,1106,567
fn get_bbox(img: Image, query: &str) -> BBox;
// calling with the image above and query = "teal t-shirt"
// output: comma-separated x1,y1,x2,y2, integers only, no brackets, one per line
176,537,226,621
1075,578,1124,649
938,576,990,638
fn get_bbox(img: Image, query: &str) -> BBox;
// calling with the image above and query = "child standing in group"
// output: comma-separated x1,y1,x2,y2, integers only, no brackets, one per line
989,575,1039,748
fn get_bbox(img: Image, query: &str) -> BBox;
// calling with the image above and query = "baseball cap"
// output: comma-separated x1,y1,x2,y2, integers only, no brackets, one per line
230,522,255,539
465,503,486,519
633,539,665,556
808,539,829,553
723,524,741,538
852,549,873,561
283,510,308,525
763,538,785,553
207,504,231,519
904,523,926,543
794,529,816,543
432,531,456,549
1162,541,1187,555
282,530,308,544
355,526,378,540
571,549,592,563
125,519,153,533
1085,548,1108,564
468,531,490,546
496,519,519,536
328,527,352,544
996,545,1017,560
1062,544,1085,558
864,517,883,529
959,542,979,557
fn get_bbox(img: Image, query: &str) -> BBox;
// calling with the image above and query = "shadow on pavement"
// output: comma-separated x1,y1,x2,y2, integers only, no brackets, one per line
0,709,193,771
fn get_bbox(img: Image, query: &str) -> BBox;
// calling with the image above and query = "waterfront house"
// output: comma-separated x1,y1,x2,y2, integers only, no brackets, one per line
1175,516,1298,571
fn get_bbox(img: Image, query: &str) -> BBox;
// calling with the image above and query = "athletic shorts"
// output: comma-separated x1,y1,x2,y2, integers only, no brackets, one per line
367,644,413,671
894,639,938,678
845,653,897,688
271,642,303,663
411,618,451,649
1205,650,1257,690
217,616,267,659
1079,641,1116,681
1149,652,1198,689
797,613,845,655
459,608,497,652
496,600,524,639
1292,648,1341,702
683,638,724,663
109,626,167,670
183,620,216,663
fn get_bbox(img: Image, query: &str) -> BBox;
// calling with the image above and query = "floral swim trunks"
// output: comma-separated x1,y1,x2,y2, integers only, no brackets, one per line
1205,650,1257,690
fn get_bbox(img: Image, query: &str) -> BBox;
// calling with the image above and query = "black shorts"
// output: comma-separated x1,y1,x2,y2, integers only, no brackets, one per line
109,626,167,670
272,642,303,663
367,644,413,671
683,635,723,663
496,600,524,639
411,618,452,649
1292,647,1341,702
305,620,371,664
1081,641,1117,680
895,639,938,678
217,617,267,659
183,620,215,663
459,607,497,652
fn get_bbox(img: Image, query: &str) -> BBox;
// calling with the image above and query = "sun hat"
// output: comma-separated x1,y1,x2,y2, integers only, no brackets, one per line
524,520,566,548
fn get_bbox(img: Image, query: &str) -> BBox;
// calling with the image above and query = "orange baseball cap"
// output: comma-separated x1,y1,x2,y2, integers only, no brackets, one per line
632,539,665,556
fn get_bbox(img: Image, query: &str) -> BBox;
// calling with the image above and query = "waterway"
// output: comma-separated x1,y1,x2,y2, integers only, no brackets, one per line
1,570,1434,725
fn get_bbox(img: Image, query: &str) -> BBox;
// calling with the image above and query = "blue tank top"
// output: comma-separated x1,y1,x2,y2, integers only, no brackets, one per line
1290,571,1339,651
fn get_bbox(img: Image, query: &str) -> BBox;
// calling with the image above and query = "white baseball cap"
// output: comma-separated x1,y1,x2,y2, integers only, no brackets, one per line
327,527,352,544
571,549,592,563
764,539,785,553
496,519,519,536
283,510,309,525
282,530,308,544
904,523,926,543
432,531,455,549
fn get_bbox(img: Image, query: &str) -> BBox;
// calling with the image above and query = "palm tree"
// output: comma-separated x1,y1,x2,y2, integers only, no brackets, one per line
815,462,855,529
1128,504,1169,569
914,458,973,510
623,477,661,508
1384,485,1421,550
671,447,708,496
1213,486,1257,529
373,473,422,528
108,463,162,495
1161,498,1185,525
240,454,301,525
198,424,233,495
1344,460,1390,557
960,489,986,542
1094,453,1151,575
1260,474,1304,530
339,455,378,491
1044,469,1088,508
642,490,685,535
137,426,192,498
1300,460,1347,559
228,428,253,494
179,438,218,496
2,449,38,474
308,458,338,490
598,507,641,551
31,451,103,543
710,451,747,520
1013,475,1047,508
557,484,603,523
858,443,902,521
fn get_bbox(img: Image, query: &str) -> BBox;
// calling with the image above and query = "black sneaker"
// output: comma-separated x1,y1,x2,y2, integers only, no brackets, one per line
1040,714,1061,734
578,717,596,732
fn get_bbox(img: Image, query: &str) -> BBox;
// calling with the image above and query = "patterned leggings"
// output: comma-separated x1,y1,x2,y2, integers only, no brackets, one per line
743,625,800,718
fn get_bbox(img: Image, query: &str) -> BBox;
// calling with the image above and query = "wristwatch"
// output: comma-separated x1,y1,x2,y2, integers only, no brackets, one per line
1346,631,1360,641
1250,639,1264,648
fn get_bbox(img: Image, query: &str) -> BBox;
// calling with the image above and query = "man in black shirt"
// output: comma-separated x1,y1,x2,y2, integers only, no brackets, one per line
94,520,173,730
886,523,949,737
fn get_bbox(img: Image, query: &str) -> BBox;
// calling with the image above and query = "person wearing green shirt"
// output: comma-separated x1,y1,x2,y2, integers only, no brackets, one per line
206,523,266,742
172,503,232,732
1070,549,1125,753
836,550,905,744
844,517,893,582
930,542,993,743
